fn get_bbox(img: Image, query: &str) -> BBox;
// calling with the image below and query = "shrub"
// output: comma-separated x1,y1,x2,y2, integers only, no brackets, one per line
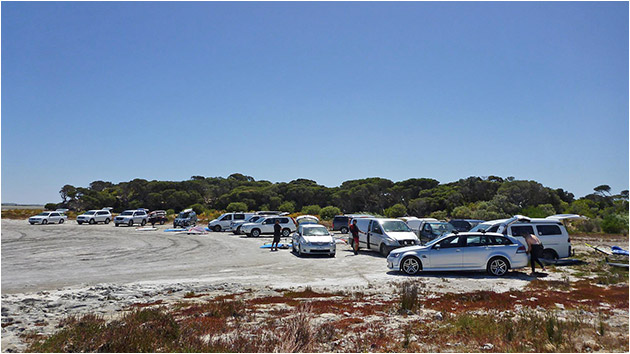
399,282,418,313
521,204,556,218
166,209,175,215
429,210,448,220
319,206,341,220
301,205,321,215
226,202,248,212
451,206,473,219
602,213,628,234
279,201,295,214
189,203,207,215
384,203,407,218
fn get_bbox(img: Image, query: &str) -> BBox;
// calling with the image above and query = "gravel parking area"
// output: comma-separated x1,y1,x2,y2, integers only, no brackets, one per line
0,219,590,351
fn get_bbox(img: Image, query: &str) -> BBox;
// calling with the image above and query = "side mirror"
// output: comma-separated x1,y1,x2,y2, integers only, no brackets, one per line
433,244,441,250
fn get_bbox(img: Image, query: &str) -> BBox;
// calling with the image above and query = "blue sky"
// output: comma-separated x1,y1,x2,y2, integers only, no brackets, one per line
2,2,628,204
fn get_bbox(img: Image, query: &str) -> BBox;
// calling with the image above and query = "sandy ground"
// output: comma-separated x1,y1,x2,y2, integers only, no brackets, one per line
0,219,610,352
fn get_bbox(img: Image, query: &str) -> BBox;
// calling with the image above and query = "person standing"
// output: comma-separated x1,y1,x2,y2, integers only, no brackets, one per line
272,219,282,251
523,232,546,275
349,219,360,255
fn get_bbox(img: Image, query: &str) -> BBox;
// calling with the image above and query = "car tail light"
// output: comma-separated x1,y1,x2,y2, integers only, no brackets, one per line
567,237,571,243
516,245,526,253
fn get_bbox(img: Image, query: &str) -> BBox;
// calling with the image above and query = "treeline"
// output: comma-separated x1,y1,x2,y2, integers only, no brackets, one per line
49,174,629,233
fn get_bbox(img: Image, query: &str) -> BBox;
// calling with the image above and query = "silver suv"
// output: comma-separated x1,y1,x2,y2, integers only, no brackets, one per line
114,209,148,227
77,209,112,225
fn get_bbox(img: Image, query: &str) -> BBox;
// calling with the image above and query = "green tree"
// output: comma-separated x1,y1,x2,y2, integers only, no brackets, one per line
320,206,341,220
226,202,248,212
594,185,612,197
44,203,58,210
189,203,207,215
429,210,448,220
278,201,295,213
601,214,628,234
451,205,473,219
301,205,322,215
384,203,407,218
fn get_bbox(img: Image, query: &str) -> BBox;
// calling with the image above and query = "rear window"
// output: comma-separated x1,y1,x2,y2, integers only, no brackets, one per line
333,216,348,221
279,218,289,223
536,225,562,236
234,214,245,220
489,235,512,245
510,225,535,237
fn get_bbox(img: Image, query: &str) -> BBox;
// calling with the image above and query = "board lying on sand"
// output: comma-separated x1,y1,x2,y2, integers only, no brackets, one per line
611,246,629,256
165,228,188,232
136,227,158,231
260,243,291,249
585,243,612,256
606,258,629,269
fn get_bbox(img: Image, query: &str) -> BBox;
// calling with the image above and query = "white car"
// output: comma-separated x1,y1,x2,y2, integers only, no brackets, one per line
114,209,148,227
77,210,112,225
208,212,255,232
292,224,336,257
470,215,577,259
28,211,67,225
231,214,265,235
387,232,528,276
350,218,420,257
240,216,297,237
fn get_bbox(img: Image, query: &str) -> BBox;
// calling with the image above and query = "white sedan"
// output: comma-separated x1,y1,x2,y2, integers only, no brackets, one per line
387,232,528,276
292,224,336,257
28,211,68,225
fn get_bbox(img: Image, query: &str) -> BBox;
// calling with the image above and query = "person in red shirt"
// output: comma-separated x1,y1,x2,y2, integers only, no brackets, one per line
349,219,360,255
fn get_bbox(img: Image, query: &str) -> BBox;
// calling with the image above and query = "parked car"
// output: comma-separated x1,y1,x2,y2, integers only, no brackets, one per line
148,210,168,225
349,218,420,257
417,221,456,244
114,209,148,227
208,212,255,232
28,211,67,225
332,215,350,233
240,216,297,237
449,219,485,232
401,217,438,235
173,209,197,228
387,232,528,276
291,224,336,257
231,214,266,235
77,209,112,224
470,215,576,259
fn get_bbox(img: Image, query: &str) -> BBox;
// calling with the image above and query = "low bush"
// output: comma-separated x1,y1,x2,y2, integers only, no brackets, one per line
384,203,407,218
301,205,321,215
319,206,341,220
279,201,295,214
226,202,248,212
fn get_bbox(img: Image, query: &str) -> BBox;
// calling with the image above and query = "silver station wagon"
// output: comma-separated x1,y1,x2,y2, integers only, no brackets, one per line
387,232,528,276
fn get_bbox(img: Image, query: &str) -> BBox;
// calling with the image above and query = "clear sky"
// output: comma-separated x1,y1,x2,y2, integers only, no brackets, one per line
2,2,628,204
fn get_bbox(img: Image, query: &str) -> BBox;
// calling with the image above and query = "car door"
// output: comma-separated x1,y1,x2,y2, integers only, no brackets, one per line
461,235,492,269
261,218,275,234
367,221,384,250
49,212,60,223
427,235,464,269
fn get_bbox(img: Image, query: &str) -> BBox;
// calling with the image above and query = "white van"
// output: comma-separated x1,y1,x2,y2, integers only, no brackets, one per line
470,215,574,259
350,218,420,257
208,212,255,232
399,217,438,235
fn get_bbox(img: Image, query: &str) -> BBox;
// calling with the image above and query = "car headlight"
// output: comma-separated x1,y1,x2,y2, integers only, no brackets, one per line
300,239,309,245
389,253,401,258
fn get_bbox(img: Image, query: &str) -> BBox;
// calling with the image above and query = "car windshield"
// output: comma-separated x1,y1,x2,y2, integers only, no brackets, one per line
121,211,134,216
84,211,96,215
424,235,448,247
178,212,190,218
381,220,412,232
470,224,492,232
425,222,455,236
302,227,329,236
37,212,50,216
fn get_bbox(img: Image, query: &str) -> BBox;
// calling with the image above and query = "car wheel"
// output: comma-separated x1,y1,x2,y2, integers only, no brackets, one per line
160,220,165,225
298,245,303,257
59,219,64,224
542,249,558,261
214,225,222,232
380,244,390,257
128,220,133,227
251,229,260,237
329,252,336,258
282,228,290,237
78,221,83,225
42,219,48,225
30,222,35,225
105,218,110,224
115,223,119,227
292,241,297,253
340,227,348,234
236,226,242,234
89,218,96,225
141,219,147,226
401,256,421,275
487,257,509,276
